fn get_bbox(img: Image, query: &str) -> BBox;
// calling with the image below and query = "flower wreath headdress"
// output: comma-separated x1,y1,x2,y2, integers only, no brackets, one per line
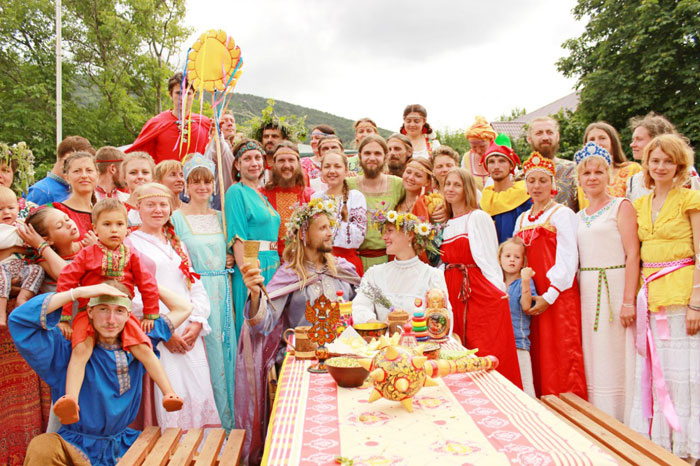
369,208,442,255
0,141,35,195
285,198,339,245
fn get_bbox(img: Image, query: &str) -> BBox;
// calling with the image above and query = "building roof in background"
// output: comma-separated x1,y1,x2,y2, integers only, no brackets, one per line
492,92,579,139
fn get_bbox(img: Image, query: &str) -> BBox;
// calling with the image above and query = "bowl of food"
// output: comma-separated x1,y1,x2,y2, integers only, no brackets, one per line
326,357,369,388
353,322,388,343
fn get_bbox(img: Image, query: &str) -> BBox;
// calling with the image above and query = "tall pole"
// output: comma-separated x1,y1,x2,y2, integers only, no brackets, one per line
56,0,62,145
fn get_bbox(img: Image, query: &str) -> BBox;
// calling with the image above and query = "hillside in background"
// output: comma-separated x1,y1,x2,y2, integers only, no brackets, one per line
228,93,393,145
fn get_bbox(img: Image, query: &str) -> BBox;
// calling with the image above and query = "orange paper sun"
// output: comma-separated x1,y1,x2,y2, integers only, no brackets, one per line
187,29,243,93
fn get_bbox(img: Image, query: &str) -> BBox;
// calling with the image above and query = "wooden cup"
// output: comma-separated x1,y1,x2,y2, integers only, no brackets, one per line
283,326,318,360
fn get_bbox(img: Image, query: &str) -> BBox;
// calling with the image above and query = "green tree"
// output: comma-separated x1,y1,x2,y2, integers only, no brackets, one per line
435,129,470,158
497,107,527,122
557,0,700,163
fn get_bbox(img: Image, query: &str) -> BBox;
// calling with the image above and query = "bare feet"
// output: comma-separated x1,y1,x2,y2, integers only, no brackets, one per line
54,395,80,424
162,393,183,412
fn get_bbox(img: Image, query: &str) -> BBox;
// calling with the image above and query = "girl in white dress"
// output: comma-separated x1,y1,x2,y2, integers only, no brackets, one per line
575,142,639,423
128,182,220,429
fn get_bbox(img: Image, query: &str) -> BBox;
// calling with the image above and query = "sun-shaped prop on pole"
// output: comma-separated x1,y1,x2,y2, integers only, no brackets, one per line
187,29,243,93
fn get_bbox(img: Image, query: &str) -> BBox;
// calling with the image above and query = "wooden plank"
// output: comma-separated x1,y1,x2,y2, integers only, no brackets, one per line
143,427,182,466
168,428,204,466
560,393,686,466
541,395,655,465
537,400,633,466
117,426,161,466
193,429,226,466
218,430,246,465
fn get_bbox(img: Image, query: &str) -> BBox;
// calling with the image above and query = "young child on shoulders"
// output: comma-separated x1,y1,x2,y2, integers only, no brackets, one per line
53,198,182,424
0,186,45,327
499,236,537,397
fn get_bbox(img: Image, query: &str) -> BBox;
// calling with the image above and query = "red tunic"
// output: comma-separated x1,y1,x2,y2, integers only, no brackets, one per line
127,111,211,164
261,185,314,257
56,243,160,350
441,217,522,389
52,202,92,241
516,210,587,399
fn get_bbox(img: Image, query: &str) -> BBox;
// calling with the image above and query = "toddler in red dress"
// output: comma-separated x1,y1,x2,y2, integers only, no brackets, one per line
53,199,182,424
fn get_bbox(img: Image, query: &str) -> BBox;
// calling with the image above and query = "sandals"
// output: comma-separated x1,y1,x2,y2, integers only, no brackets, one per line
54,395,80,425
162,393,184,412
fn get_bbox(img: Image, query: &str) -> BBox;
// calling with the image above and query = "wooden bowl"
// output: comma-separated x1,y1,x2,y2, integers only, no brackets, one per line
353,322,388,343
326,357,369,388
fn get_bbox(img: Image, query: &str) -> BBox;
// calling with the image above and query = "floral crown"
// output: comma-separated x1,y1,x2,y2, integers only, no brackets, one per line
0,141,35,195
285,198,339,244
523,152,555,178
369,209,442,255
574,142,612,166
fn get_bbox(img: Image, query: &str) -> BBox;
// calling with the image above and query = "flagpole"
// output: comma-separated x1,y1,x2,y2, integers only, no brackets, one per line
56,0,62,145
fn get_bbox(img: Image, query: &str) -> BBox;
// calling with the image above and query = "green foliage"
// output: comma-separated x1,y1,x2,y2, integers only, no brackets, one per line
0,0,191,168
498,107,527,122
227,94,392,147
435,129,470,160
557,0,700,164
241,99,308,143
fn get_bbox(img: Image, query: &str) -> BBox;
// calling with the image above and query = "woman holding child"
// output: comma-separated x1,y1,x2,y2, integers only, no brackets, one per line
575,142,639,423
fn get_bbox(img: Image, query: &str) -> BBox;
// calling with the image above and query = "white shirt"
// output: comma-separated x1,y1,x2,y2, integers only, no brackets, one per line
311,189,367,249
513,205,579,304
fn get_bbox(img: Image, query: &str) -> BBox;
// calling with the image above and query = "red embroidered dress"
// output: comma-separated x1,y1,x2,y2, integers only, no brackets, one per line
441,210,522,388
516,205,588,399
56,243,160,350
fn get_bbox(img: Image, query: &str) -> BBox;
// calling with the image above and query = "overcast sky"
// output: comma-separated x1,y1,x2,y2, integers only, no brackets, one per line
183,0,586,132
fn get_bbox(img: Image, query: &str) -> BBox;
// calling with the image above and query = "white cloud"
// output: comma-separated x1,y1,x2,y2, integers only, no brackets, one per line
183,0,585,132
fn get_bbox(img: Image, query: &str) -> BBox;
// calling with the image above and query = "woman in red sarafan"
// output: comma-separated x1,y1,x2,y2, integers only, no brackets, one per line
514,153,587,399
440,167,522,389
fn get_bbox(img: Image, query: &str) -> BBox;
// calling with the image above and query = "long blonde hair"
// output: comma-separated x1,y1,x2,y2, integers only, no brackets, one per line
282,214,338,287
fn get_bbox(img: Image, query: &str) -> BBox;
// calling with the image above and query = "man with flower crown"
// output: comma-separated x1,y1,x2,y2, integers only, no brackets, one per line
234,199,360,465
479,134,532,243
352,209,451,327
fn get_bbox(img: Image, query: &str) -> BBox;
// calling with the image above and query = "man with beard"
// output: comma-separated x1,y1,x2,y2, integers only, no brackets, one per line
478,134,532,243
261,141,314,256
526,116,578,211
128,72,211,164
347,134,405,271
386,133,413,177
461,116,497,189
234,199,360,465
94,146,129,202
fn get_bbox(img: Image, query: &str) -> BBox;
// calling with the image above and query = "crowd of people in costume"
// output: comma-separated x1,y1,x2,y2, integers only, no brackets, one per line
2,71,700,465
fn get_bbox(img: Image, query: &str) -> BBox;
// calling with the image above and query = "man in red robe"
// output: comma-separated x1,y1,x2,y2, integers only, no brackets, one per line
127,72,211,163
260,142,314,257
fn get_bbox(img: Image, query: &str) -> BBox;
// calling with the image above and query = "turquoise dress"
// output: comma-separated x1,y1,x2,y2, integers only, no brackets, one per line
171,210,236,431
224,183,281,337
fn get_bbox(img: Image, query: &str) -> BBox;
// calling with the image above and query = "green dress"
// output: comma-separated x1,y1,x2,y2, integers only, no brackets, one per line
224,183,281,337
171,210,236,431
347,175,405,271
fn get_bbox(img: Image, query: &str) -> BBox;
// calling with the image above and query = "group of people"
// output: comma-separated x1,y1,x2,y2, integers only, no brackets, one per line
1,71,699,465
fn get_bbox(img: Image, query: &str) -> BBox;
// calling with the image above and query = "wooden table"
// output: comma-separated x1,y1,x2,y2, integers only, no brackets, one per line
262,352,619,465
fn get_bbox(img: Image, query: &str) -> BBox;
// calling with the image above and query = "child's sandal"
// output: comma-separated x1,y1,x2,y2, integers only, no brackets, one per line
54,395,80,425
162,393,183,412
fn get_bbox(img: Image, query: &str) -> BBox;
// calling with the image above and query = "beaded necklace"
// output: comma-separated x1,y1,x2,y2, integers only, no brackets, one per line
527,200,554,223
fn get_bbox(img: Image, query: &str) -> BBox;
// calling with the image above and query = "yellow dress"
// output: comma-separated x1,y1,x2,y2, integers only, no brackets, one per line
634,188,700,312
579,161,642,209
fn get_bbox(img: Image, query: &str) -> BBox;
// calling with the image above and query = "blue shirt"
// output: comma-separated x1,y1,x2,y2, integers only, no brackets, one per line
26,173,70,205
493,199,532,244
9,293,173,466
507,278,537,351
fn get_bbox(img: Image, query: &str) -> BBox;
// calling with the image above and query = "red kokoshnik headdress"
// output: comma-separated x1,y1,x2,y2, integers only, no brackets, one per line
522,152,556,179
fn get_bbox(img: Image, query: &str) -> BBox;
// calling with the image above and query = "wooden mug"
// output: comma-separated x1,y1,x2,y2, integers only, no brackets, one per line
283,326,318,360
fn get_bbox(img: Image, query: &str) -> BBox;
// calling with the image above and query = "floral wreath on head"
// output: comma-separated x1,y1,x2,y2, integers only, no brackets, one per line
369,208,442,256
0,141,35,195
285,198,339,246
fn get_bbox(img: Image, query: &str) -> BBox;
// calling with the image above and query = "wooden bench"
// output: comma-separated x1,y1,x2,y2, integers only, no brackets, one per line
116,427,245,466
540,392,686,465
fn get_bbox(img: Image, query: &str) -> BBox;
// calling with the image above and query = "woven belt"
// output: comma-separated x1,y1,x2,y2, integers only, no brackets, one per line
580,264,625,331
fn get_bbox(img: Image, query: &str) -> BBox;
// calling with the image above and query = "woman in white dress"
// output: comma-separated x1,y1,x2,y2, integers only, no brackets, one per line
575,142,639,423
128,182,220,429
312,150,367,276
